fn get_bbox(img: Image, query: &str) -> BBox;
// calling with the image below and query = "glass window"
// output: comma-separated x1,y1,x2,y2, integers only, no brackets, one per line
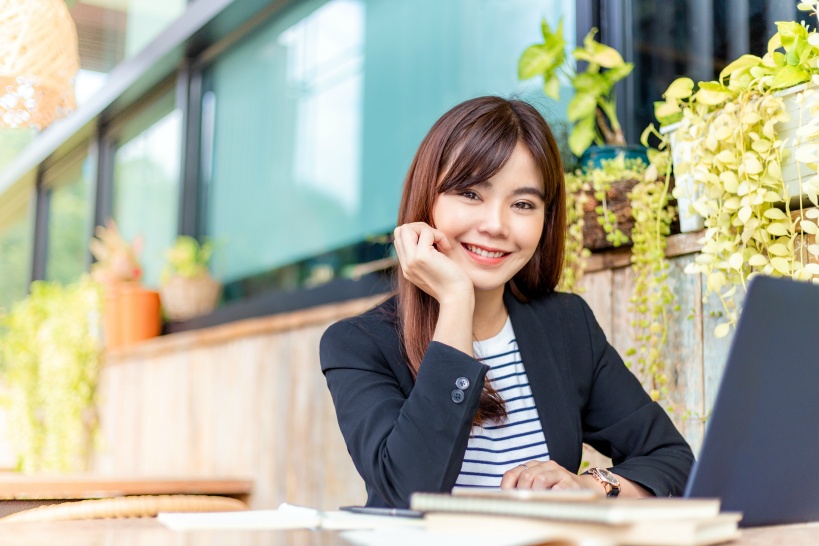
0,185,34,313
44,149,96,285
630,0,812,141
69,0,188,104
112,91,182,287
202,0,573,299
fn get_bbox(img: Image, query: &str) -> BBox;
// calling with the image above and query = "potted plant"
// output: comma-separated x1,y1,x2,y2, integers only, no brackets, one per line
0,278,101,472
519,20,640,165
649,0,819,337
89,220,161,349
159,236,221,322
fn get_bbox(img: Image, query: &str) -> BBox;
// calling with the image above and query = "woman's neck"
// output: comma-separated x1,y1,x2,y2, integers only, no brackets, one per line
472,287,508,341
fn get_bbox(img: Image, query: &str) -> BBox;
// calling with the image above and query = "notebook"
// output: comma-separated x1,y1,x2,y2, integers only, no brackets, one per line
684,275,819,527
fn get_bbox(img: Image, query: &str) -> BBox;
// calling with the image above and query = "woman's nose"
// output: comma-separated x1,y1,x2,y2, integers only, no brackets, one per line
478,205,509,237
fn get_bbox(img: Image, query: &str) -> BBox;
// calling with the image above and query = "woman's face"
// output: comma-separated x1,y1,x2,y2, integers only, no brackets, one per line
431,142,546,297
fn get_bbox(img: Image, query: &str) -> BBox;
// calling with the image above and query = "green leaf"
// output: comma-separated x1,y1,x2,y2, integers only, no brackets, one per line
518,44,553,80
543,76,560,100
767,222,791,237
767,243,790,256
576,28,626,68
569,116,597,157
654,100,680,123
567,92,598,122
771,257,792,275
719,54,762,84
664,77,694,99
714,322,731,338
769,65,810,89
602,63,633,85
800,219,819,235
763,208,787,220
748,253,769,266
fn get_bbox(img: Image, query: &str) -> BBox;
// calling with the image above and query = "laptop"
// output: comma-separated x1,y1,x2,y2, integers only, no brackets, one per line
684,275,819,527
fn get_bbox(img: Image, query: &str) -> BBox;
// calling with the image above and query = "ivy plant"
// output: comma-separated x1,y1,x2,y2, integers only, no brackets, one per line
0,278,101,472
650,0,819,337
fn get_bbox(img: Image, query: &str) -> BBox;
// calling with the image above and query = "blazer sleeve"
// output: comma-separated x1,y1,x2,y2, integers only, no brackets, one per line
576,298,694,496
320,319,488,508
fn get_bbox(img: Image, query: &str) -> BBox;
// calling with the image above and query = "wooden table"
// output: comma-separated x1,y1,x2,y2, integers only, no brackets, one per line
0,518,815,546
0,475,253,517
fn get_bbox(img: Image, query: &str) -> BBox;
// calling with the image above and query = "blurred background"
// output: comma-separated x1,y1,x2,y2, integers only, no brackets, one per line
0,0,810,511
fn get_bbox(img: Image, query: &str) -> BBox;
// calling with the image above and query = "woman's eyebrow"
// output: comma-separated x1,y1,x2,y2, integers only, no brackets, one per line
512,186,546,200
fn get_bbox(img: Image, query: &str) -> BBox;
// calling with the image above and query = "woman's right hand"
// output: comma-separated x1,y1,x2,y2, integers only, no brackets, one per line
393,222,472,304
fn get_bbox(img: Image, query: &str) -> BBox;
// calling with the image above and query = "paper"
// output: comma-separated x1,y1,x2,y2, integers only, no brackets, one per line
340,527,612,546
157,503,424,531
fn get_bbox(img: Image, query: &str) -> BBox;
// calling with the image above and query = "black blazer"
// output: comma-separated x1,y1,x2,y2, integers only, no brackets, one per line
320,289,694,508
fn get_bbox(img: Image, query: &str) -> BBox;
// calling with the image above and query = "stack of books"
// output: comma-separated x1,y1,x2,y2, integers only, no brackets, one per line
410,489,740,546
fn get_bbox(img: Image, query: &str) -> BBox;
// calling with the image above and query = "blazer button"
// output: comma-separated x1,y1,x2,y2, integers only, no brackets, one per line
455,377,470,390
451,389,465,404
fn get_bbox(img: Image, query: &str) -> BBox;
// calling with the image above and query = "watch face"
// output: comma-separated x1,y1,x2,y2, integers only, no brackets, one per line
595,468,620,486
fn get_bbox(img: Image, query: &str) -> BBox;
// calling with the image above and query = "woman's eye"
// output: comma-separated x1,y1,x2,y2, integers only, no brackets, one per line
460,191,479,200
514,201,535,210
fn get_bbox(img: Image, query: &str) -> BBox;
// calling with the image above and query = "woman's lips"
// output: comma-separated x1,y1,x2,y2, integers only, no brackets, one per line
462,243,510,265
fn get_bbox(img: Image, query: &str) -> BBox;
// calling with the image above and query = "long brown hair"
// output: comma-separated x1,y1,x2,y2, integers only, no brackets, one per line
396,96,566,425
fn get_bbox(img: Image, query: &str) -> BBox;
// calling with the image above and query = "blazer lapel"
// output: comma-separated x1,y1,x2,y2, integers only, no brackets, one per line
504,290,582,470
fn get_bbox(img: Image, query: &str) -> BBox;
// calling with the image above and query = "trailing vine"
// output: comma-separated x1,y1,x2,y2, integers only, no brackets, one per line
626,143,677,401
559,171,590,293
651,1,819,336
0,278,101,472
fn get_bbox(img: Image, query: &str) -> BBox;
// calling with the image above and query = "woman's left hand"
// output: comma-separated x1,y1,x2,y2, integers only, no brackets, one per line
500,460,603,494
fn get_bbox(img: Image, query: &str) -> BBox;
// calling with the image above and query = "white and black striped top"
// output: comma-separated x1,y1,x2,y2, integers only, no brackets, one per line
454,317,550,488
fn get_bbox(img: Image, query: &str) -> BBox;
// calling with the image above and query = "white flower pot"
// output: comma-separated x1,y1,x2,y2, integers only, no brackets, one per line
662,121,704,233
664,82,819,233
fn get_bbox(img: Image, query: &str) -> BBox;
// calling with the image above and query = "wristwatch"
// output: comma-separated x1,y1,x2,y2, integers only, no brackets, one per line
585,467,621,497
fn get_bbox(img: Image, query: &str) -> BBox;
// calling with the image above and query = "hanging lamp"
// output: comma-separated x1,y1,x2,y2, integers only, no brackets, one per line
0,0,80,129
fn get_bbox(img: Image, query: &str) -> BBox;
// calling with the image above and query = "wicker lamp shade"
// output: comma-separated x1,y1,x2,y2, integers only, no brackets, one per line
0,0,79,129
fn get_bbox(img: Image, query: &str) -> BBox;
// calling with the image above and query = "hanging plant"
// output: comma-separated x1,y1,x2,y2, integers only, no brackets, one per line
627,142,677,401
559,171,590,293
650,0,819,337
0,278,101,472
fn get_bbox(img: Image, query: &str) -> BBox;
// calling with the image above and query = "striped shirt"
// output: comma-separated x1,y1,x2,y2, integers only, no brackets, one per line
454,317,550,488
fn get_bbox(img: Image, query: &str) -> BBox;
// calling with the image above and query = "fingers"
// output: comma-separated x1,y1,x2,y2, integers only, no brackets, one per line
502,460,586,491
395,223,452,252
500,460,543,489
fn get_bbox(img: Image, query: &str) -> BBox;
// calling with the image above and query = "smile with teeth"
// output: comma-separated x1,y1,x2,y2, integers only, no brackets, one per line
465,244,509,259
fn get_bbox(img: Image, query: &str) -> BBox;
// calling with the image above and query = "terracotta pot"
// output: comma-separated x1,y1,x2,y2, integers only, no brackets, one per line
118,285,161,348
101,285,124,351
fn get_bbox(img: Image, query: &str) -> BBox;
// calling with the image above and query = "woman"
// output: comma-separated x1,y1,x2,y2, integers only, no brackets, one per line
320,96,693,509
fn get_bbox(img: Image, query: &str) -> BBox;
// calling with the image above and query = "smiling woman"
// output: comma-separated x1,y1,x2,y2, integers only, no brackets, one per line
319,96,694,509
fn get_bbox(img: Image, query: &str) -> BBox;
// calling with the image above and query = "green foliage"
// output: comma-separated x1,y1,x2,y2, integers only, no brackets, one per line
559,172,591,293
586,155,648,247
651,0,819,337
626,156,676,402
0,278,101,472
161,236,214,284
519,21,633,156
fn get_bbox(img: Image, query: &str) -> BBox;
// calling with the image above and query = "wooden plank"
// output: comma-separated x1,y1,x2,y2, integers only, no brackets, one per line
610,265,637,376
577,269,614,342
701,283,745,416
104,294,388,364
0,476,252,500
584,231,704,274
662,255,705,454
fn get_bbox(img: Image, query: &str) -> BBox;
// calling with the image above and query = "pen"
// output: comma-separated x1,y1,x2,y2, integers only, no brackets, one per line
339,506,424,518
